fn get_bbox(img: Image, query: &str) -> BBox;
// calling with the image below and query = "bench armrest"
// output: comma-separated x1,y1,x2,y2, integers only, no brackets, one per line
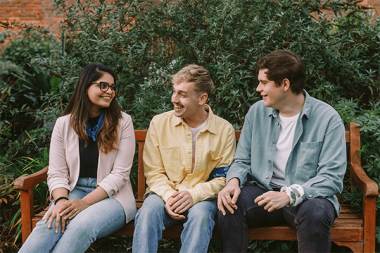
13,166,49,191
350,164,378,197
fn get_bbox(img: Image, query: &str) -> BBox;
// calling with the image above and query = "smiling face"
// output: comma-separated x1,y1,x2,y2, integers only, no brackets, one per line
256,68,286,110
87,72,115,117
171,81,205,122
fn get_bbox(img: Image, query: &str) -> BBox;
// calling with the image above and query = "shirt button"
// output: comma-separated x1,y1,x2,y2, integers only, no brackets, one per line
277,122,279,126
265,176,269,179
268,159,271,162
309,194,312,198
188,133,191,136
272,141,275,144
188,151,191,154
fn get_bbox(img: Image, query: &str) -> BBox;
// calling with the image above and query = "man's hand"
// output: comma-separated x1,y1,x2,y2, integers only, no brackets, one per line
217,178,240,215
165,196,186,220
254,191,290,212
170,191,193,214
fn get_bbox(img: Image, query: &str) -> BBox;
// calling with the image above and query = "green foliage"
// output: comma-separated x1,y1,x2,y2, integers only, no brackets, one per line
40,0,379,130
0,30,60,68
0,150,49,245
0,30,12,44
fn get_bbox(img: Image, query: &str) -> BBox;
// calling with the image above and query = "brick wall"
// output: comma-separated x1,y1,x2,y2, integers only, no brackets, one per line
359,0,380,15
0,0,63,33
0,0,379,34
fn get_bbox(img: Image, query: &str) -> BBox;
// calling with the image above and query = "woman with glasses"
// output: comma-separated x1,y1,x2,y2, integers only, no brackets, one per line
19,63,137,253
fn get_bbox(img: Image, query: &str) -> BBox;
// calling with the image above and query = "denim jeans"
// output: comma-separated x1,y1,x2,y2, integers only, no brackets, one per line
217,185,337,253
132,193,217,253
19,178,126,253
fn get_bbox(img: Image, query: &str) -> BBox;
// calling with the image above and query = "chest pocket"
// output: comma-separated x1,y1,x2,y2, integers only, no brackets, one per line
295,141,323,180
159,146,184,181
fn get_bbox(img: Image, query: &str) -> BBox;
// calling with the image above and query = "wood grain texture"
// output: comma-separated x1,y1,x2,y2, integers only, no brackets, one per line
13,166,48,191
363,196,377,253
235,130,241,140
350,164,379,197
137,141,145,202
20,189,33,244
334,241,363,253
135,130,147,141
349,122,361,165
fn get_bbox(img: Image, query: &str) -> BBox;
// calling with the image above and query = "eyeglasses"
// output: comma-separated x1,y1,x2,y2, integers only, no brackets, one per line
92,81,117,93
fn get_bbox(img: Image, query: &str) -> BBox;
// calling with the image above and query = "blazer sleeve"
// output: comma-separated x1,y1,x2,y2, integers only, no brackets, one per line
97,114,136,197
47,116,71,196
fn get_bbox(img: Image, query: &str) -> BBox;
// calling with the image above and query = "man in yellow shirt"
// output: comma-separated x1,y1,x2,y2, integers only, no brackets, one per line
132,64,236,253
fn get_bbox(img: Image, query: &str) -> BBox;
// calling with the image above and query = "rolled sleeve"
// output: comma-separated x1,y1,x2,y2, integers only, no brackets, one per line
187,177,226,204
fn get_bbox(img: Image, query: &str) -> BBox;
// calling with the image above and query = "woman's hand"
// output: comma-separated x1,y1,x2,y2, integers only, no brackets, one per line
59,199,90,221
45,199,68,233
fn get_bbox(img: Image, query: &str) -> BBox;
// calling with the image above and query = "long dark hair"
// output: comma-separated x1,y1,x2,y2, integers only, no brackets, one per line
62,63,122,154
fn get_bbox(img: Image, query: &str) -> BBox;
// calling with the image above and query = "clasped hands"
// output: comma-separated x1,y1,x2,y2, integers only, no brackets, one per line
164,191,193,220
45,199,90,233
217,178,290,215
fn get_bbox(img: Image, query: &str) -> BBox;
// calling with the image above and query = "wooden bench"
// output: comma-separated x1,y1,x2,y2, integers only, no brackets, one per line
14,122,378,252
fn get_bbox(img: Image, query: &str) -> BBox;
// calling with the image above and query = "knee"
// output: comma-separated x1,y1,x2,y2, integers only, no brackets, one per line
296,199,335,230
135,197,165,226
187,205,215,228
217,207,235,224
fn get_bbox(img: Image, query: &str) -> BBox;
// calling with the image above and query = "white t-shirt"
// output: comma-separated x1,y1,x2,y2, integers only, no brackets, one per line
189,119,208,172
270,113,300,188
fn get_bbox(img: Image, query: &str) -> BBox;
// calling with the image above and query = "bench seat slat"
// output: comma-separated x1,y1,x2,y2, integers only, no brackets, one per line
110,222,364,242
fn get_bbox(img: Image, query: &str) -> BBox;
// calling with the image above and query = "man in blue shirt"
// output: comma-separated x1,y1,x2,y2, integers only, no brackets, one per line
217,50,346,252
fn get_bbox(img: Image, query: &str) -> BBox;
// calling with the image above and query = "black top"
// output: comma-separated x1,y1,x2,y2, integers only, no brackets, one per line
79,115,100,179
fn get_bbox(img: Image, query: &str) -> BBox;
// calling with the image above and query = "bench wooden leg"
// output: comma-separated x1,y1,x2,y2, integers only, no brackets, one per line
20,189,34,244
334,242,363,253
363,197,376,253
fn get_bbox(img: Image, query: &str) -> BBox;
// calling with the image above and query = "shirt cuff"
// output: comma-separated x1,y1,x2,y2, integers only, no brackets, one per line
98,182,115,198
280,184,306,207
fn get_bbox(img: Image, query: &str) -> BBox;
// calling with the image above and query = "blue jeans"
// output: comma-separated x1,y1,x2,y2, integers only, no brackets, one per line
217,185,337,253
19,178,126,253
132,193,218,253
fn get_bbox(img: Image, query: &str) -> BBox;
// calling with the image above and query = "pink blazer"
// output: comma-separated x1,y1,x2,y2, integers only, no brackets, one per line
47,112,137,223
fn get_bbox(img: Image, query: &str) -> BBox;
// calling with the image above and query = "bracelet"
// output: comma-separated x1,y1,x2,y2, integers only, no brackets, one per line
54,196,68,204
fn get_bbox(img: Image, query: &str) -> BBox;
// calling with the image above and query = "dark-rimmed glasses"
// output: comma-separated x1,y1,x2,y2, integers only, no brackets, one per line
92,81,117,93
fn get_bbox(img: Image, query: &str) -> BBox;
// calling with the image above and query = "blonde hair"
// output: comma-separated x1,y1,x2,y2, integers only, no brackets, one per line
172,64,214,97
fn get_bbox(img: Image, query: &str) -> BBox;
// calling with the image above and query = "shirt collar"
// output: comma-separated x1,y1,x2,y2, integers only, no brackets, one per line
301,90,311,119
268,89,311,119
173,104,217,134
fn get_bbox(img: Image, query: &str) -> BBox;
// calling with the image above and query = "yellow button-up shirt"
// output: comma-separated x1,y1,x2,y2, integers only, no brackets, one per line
143,105,236,204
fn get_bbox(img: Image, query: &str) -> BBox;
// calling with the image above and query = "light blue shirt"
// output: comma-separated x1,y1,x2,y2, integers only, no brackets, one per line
226,90,347,215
